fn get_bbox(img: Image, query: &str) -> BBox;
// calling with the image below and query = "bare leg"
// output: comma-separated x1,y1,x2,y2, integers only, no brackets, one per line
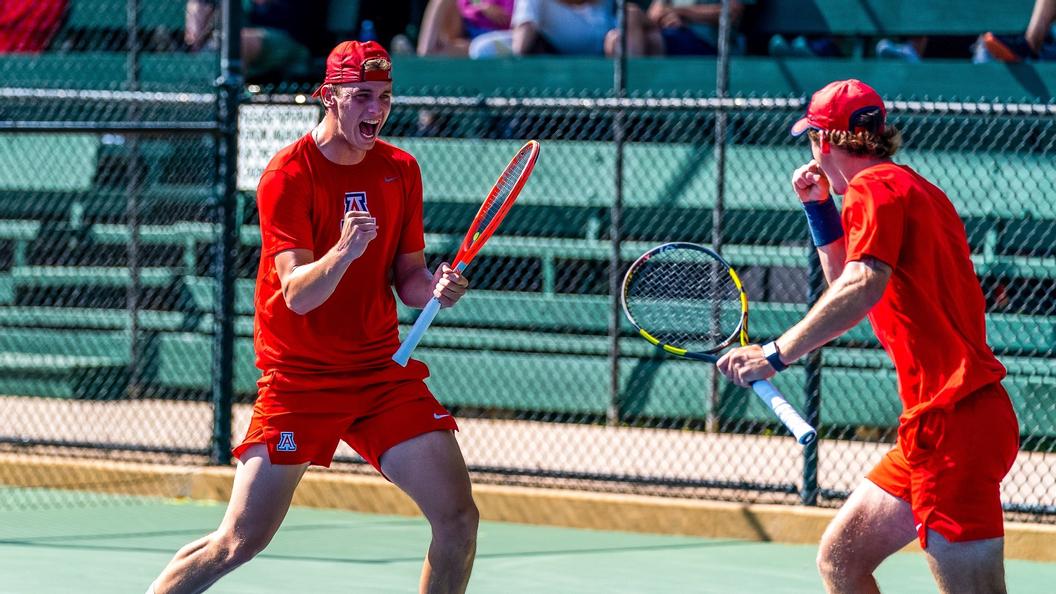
381,431,478,594
151,445,307,594
417,0,470,57
817,480,917,594
605,4,652,57
1025,0,1056,51
925,531,1006,594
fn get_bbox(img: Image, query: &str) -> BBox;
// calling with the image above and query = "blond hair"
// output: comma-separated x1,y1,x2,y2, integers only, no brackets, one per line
809,125,903,158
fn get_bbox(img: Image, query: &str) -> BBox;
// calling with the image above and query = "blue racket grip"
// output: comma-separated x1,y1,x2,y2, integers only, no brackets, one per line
392,298,442,366
750,379,817,446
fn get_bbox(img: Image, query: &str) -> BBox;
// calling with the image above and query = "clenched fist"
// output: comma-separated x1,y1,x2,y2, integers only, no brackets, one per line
791,160,831,203
334,210,377,262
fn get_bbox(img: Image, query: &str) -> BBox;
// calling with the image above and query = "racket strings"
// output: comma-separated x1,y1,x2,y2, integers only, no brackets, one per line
625,252,744,353
474,151,531,241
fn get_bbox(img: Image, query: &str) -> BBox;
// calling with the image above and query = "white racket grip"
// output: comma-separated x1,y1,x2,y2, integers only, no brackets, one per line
392,298,442,366
750,379,817,446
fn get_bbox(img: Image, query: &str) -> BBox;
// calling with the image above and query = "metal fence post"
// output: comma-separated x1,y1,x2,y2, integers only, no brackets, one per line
125,0,144,399
608,0,628,426
802,249,824,505
211,0,243,465
707,0,733,433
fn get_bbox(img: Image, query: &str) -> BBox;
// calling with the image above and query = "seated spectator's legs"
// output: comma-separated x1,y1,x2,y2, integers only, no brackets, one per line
1026,0,1056,50
185,0,216,51
468,30,514,58
876,36,927,62
417,0,472,56
982,0,1056,61
0,0,67,53
659,26,716,56
605,4,660,57
242,28,310,81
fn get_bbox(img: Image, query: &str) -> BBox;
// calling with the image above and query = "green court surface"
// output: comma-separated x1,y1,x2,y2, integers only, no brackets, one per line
1,492,1054,593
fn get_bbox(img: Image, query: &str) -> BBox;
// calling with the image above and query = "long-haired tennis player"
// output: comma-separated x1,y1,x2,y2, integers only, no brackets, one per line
147,41,476,594
717,80,1018,594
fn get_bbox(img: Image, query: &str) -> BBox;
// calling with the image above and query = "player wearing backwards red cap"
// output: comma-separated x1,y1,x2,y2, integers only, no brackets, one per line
147,41,477,594
718,80,1019,593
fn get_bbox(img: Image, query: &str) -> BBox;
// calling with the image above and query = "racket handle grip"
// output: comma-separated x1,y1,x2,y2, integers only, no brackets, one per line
392,298,442,366
750,380,818,446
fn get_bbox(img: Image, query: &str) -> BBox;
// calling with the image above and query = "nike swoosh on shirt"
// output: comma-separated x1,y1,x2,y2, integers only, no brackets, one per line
384,176,399,183
433,413,451,420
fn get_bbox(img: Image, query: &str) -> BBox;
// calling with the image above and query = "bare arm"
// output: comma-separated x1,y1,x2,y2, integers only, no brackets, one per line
817,237,848,284
275,210,377,315
716,257,891,386
393,250,469,309
671,1,744,25
775,257,891,364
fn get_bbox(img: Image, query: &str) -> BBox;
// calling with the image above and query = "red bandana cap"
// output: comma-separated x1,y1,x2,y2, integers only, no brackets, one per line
311,40,392,97
791,79,886,137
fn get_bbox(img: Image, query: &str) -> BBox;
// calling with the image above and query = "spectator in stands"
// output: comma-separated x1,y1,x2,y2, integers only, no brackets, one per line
359,0,429,53
875,37,927,63
979,0,1056,62
417,0,514,56
0,0,66,53
185,0,328,81
642,0,749,56
508,0,619,56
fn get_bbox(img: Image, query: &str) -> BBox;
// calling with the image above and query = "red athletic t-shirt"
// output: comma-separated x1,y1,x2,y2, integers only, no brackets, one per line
841,163,1006,420
0,0,66,53
254,135,426,374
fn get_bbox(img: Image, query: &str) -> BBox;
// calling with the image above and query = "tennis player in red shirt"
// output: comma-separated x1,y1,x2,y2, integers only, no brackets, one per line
148,41,477,594
718,80,1019,593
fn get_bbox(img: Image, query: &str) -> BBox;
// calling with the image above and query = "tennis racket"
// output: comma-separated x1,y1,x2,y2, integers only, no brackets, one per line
393,140,541,366
621,242,817,445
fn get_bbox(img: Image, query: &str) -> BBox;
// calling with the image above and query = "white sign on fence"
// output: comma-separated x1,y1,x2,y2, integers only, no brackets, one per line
237,104,320,191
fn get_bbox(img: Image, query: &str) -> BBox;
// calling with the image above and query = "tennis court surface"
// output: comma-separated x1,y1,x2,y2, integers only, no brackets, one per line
2,489,1054,593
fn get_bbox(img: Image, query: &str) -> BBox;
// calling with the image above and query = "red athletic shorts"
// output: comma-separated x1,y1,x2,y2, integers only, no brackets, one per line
232,364,458,473
867,382,1019,548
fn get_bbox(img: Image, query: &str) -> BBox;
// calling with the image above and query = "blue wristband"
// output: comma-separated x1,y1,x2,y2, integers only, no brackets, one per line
802,198,844,247
762,341,788,372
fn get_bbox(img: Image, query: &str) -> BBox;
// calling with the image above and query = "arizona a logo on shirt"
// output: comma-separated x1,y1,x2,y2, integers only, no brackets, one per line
345,191,368,213
340,192,369,229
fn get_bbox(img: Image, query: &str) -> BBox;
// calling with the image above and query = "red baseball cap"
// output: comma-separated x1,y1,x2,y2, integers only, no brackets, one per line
312,40,392,97
791,79,886,137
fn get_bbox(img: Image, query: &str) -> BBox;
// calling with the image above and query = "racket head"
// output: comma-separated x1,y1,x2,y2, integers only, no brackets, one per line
453,140,540,266
621,242,749,360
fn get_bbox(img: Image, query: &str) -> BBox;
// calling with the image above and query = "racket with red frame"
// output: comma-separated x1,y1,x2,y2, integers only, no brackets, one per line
393,140,541,366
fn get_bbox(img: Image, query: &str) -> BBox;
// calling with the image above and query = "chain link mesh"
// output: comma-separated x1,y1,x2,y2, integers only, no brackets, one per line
0,7,1053,528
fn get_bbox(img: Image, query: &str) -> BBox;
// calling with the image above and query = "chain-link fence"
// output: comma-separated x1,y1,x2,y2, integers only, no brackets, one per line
1,3,1054,528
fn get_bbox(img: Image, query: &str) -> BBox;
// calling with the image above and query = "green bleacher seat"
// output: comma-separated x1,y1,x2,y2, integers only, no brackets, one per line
0,306,189,333
387,56,1056,102
0,135,98,192
0,220,42,270
9,266,177,288
390,138,1056,217
65,0,186,30
0,53,216,90
0,327,129,399
747,0,1032,37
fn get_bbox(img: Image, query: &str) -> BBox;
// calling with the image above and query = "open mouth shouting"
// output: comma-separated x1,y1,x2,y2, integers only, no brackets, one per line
358,118,381,142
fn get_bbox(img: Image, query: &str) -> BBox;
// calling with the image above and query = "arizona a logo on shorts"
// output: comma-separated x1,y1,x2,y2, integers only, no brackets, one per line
276,431,297,452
